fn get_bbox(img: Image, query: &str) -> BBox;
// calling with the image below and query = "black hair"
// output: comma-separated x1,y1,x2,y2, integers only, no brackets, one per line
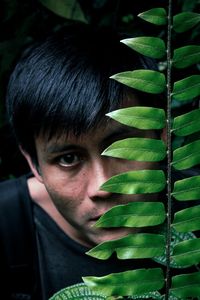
6,23,161,160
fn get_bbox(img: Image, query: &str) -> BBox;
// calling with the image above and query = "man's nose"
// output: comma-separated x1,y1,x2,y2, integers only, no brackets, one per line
87,158,114,200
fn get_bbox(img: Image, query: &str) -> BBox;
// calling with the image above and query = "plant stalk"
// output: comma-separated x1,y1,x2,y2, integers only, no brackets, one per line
165,0,172,299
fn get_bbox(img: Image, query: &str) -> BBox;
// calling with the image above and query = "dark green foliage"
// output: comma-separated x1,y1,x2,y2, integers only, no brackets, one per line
138,8,167,26
102,138,166,161
172,45,200,68
1,1,200,298
83,269,165,297
100,170,166,194
110,70,166,94
171,272,200,298
106,107,166,130
49,283,106,300
173,12,200,33
121,37,166,59
94,202,166,228
82,1,200,299
172,205,200,232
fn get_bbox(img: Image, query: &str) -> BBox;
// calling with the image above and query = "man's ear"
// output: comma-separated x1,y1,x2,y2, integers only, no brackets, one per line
20,147,43,183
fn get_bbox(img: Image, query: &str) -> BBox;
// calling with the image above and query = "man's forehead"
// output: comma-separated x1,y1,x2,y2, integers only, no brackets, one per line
36,121,157,156
38,119,125,146
36,96,142,149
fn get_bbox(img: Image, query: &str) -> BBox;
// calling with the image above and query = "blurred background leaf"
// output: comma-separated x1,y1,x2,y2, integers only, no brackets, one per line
39,0,86,21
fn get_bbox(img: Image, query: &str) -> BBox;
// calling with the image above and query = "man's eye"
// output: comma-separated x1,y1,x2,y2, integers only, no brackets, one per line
58,153,82,167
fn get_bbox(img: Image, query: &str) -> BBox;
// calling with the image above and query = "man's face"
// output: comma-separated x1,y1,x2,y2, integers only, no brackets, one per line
33,116,158,248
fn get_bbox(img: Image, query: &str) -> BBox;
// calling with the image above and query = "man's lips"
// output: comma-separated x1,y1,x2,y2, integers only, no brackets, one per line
89,211,108,222
89,207,117,222
90,215,102,222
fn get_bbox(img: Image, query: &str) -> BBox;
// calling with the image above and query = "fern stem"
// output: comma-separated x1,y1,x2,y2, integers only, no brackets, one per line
165,0,173,298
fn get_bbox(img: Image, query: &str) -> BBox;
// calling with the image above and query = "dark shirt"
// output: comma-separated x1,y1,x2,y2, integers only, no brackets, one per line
34,202,153,299
0,175,157,299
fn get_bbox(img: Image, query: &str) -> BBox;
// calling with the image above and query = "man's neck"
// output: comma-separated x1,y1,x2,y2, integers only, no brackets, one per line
27,177,71,237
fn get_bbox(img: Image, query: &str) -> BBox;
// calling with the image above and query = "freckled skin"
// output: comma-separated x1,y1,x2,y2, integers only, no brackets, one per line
26,120,158,248
23,99,161,248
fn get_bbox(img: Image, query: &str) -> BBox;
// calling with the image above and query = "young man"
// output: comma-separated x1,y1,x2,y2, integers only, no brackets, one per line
1,23,163,299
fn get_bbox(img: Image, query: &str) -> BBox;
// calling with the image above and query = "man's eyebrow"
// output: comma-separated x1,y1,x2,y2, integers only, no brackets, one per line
44,127,142,153
102,126,140,145
45,144,82,154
